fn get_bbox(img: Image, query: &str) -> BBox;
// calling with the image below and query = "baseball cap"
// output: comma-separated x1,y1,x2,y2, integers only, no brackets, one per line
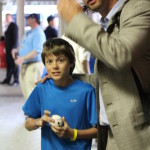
27,13,40,24
47,15,55,23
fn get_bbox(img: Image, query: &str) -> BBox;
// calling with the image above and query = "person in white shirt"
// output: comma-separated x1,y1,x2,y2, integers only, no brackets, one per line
62,35,91,74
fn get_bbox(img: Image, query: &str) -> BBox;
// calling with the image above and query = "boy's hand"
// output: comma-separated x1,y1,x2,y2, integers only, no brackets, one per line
36,110,55,128
35,75,51,85
42,110,51,123
50,117,74,139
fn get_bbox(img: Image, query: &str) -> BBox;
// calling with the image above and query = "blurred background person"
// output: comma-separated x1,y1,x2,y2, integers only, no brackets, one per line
44,15,58,40
0,13,19,86
42,15,58,78
15,13,46,100
62,35,91,74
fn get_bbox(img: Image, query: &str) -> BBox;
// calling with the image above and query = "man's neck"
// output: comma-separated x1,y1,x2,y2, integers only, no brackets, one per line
98,0,118,18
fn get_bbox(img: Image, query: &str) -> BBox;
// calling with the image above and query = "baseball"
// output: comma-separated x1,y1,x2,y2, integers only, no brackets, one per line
51,115,63,127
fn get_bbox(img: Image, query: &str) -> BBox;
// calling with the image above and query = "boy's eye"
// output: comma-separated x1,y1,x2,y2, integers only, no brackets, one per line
58,59,64,63
46,60,52,64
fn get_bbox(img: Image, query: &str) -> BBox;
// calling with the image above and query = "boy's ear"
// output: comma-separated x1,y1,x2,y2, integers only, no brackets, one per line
70,63,74,67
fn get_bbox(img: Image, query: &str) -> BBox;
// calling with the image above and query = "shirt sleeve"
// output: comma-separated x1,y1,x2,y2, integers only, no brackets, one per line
78,46,91,61
22,86,41,118
32,31,45,53
86,87,97,126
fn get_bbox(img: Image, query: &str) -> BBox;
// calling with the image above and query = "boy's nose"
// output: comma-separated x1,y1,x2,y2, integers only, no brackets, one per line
52,61,58,69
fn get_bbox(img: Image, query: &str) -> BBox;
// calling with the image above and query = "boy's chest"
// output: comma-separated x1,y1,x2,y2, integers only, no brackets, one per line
40,89,86,117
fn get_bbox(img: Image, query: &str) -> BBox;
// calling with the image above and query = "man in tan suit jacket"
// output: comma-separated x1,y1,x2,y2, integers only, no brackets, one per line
57,0,150,149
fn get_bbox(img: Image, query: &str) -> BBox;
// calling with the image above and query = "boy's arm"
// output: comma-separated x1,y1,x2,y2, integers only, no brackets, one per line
76,127,97,139
25,110,54,131
25,117,40,131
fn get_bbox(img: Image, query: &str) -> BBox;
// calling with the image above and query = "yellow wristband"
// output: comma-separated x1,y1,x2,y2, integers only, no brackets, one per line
71,129,77,141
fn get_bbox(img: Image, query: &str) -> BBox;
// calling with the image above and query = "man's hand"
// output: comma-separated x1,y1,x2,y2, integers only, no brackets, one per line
15,56,24,66
57,0,83,23
35,74,51,85
11,49,16,59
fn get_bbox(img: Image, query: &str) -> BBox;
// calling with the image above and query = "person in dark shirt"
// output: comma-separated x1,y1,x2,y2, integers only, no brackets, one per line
44,15,58,40
0,13,19,86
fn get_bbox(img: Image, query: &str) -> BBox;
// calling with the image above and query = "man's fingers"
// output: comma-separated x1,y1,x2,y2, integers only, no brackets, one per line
41,75,51,83
35,79,41,85
35,75,51,85
57,0,83,23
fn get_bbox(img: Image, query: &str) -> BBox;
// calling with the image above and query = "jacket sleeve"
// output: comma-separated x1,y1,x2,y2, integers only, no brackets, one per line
11,23,18,49
65,0,150,70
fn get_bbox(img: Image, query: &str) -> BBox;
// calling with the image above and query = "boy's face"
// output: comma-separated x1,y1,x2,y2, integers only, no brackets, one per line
45,54,73,85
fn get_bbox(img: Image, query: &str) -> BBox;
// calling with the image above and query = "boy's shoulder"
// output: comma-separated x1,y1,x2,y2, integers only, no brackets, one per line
75,79,95,90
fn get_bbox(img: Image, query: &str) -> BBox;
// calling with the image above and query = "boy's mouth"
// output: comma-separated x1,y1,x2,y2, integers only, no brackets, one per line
52,72,61,76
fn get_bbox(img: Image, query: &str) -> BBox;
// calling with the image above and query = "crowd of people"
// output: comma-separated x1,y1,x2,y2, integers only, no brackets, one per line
0,13,91,98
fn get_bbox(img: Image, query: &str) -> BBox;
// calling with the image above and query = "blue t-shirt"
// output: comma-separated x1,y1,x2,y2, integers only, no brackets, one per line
22,79,97,150
19,26,46,63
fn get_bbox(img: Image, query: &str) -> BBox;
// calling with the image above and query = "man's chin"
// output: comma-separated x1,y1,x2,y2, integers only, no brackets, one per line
85,5,96,12
86,2,101,12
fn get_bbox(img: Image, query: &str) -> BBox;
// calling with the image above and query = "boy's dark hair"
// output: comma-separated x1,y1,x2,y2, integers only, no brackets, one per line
41,38,75,75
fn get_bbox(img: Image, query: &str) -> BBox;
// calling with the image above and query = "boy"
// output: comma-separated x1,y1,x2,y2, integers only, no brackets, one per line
22,38,97,150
